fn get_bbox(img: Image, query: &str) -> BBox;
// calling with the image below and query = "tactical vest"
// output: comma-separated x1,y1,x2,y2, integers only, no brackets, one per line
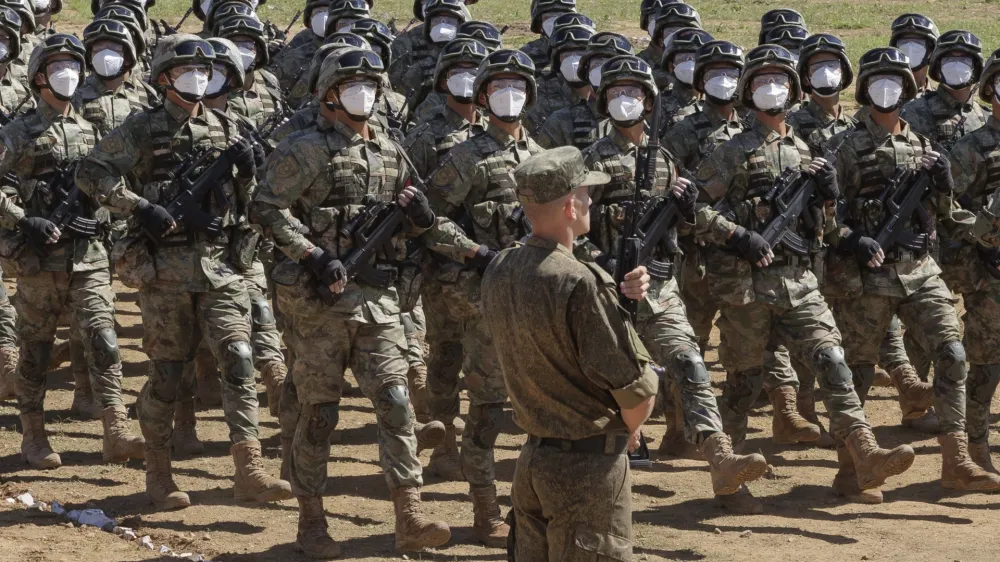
926,92,974,151
568,102,601,150
464,132,532,249
24,113,99,222
981,141,1000,208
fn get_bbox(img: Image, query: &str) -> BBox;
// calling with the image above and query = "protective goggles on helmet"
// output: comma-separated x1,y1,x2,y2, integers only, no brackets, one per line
337,48,384,72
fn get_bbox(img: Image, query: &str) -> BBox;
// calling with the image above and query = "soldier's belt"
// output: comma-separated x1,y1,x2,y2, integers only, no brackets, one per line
766,253,813,269
527,433,629,456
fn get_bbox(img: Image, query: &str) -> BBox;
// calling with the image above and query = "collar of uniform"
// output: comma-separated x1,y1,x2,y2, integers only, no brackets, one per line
858,108,912,142
805,99,841,125
443,102,478,129
702,102,738,127
558,80,588,105
608,124,643,152
93,75,129,96
332,118,368,143
751,118,795,144
37,98,81,123
526,235,573,255
934,83,974,113
673,81,697,103
486,120,526,147
164,97,207,124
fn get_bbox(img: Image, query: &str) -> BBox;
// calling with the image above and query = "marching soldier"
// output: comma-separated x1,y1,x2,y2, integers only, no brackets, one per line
217,15,285,129
657,27,710,129
641,1,701,89
523,22,593,136
396,0,469,111
519,0,576,78
889,13,939,94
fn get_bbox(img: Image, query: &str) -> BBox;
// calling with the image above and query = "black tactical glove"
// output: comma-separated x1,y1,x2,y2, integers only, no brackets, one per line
673,180,699,220
403,187,436,228
135,198,175,239
812,158,840,200
17,216,59,246
226,136,256,179
726,225,771,264
305,247,347,286
978,244,1000,279
842,230,882,266
469,245,499,275
251,141,266,170
928,153,953,193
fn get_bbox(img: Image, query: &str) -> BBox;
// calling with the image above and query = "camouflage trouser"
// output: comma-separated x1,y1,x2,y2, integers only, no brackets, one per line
511,440,633,561
0,275,18,350
244,264,284,368
880,316,910,370
761,344,802,392
679,248,717,354
423,280,468,425
960,282,1000,444
833,275,966,434
400,298,426,370
461,312,507,488
717,290,868,442
14,269,122,413
637,287,723,442
276,284,422,495
136,280,257,448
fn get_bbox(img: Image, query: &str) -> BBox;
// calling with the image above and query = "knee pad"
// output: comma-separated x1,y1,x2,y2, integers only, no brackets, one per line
814,346,853,389
250,296,275,330
377,384,412,430
90,327,121,370
469,403,504,449
936,341,968,384
222,340,255,385
674,348,710,388
150,360,185,403
305,401,340,447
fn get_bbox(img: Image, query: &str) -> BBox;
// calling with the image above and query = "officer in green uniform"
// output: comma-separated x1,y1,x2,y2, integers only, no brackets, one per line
583,54,768,513
76,34,292,511
657,27,710,129
829,46,999,495
696,44,916,504
523,23,593,137
889,13,939,94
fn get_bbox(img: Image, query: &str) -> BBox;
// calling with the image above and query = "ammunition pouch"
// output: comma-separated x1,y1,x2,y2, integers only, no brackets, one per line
112,234,156,289
229,224,262,272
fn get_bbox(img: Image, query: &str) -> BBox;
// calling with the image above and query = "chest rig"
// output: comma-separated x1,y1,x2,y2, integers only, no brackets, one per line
927,92,982,152
463,132,531,250
25,113,99,222
694,113,744,168
568,101,600,150
958,131,1000,212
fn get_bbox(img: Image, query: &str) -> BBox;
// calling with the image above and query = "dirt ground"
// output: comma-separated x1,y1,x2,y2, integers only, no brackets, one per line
1,281,999,562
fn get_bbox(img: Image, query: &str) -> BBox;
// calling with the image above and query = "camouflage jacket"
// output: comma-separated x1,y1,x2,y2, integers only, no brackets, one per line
256,117,475,322
399,42,442,111
830,109,942,298
0,100,105,272
270,93,407,149
661,102,744,174
389,25,433,90
519,36,550,78
269,102,320,149
229,69,285,130
523,78,586,136
269,34,321,94
409,90,447,127
0,65,32,116
658,81,700,131
402,103,485,178
900,84,988,154
637,44,671,90
76,99,254,291
9,38,32,93
697,119,823,307
72,73,159,135
536,98,610,150
427,121,543,252
786,100,857,152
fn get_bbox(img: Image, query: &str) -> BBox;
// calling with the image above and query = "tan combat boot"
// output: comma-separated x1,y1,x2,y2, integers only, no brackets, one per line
390,487,451,552
845,427,915,490
890,364,933,419
470,484,509,547
939,432,1000,490
101,405,145,462
407,364,431,424
969,441,999,475
657,404,701,460
872,365,892,387
231,440,294,502
296,495,341,559
171,398,204,457
768,385,820,444
69,367,101,420
0,346,18,400
700,432,767,514
415,420,446,454
260,361,287,418
832,445,883,504
426,424,463,480
796,391,835,448
19,412,61,469
144,446,190,510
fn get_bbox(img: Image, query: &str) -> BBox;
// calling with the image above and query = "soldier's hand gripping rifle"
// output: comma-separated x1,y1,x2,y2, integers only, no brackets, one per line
46,162,100,242
870,166,932,261
143,148,234,242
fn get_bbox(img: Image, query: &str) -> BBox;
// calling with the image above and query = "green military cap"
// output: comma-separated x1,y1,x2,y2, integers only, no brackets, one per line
514,146,610,204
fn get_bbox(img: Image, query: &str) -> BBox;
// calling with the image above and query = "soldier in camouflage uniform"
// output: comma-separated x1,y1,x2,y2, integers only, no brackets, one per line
217,15,285,129
940,49,1000,474
524,23,593,137
269,0,327,93
425,48,545,546
696,44,916,504
397,0,468,112
519,0,575,79
583,54,768,513
656,27,709,130
757,8,806,46
535,31,630,150
890,13,939,95
77,34,292,510
829,46,1000,494
348,18,411,132
0,7,32,119
387,0,430,88
1,0,34,92
256,47,472,556
646,3,701,91
0,34,144,469
94,4,151,84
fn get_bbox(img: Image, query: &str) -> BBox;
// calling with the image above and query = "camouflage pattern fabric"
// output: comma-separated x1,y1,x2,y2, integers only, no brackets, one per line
657,81,701,131
72,73,159,135
229,69,285,129
401,303,426,370
0,274,16,350
900,85,988,154
786,100,857,151
269,34,321,94
535,99,610,150
0,65,34,115
523,76,585,136
519,35,550,78
402,103,484,178
388,24,430,90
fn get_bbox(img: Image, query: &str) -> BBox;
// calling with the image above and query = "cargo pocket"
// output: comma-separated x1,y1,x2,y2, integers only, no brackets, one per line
564,526,632,562
112,235,155,289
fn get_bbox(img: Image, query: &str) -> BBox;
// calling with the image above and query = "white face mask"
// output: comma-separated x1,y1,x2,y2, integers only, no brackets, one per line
588,59,606,89
898,40,927,69
92,49,125,78
339,82,376,117
336,19,356,33
810,62,842,94
868,75,904,110
704,75,738,101
674,59,695,85
560,53,581,83
430,18,457,43
311,11,328,37
206,67,228,96
35,0,49,10
446,71,474,99
541,14,558,37
48,67,79,98
752,82,789,111
488,87,526,119
238,45,256,71
174,69,209,99
941,58,974,87
200,0,212,18
608,95,644,122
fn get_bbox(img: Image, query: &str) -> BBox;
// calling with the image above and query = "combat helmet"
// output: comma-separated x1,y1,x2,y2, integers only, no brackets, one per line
216,14,270,67
758,8,806,45
309,37,368,95
325,0,370,35
651,2,700,46
596,54,657,118
890,13,939,71
151,33,214,81
433,37,488,94
0,7,22,61
104,0,149,31
208,0,254,33
927,30,983,86
548,24,593,82
854,47,917,107
34,0,61,16
763,25,807,56
422,0,469,43
348,18,393,64
193,0,261,23
737,44,800,111
207,36,245,90
0,0,33,33
578,32,634,85
979,48,1000,104
693,40,744,96
305,0,330,23
316,47,386,101
457,20,502,52
83,18,137,75
27,33,85,93
551,12,594,35
640,0,684,34
473,48,536,108
660,27,711,70
797,33,853,95
91,0,154,15
95,5,145,54
530,0,576,35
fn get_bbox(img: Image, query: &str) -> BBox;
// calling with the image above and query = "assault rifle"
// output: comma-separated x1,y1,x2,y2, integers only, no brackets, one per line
46,163,100,243
871,166,932,259
755,168,818,256
282,9,303,37
144,148,232,241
